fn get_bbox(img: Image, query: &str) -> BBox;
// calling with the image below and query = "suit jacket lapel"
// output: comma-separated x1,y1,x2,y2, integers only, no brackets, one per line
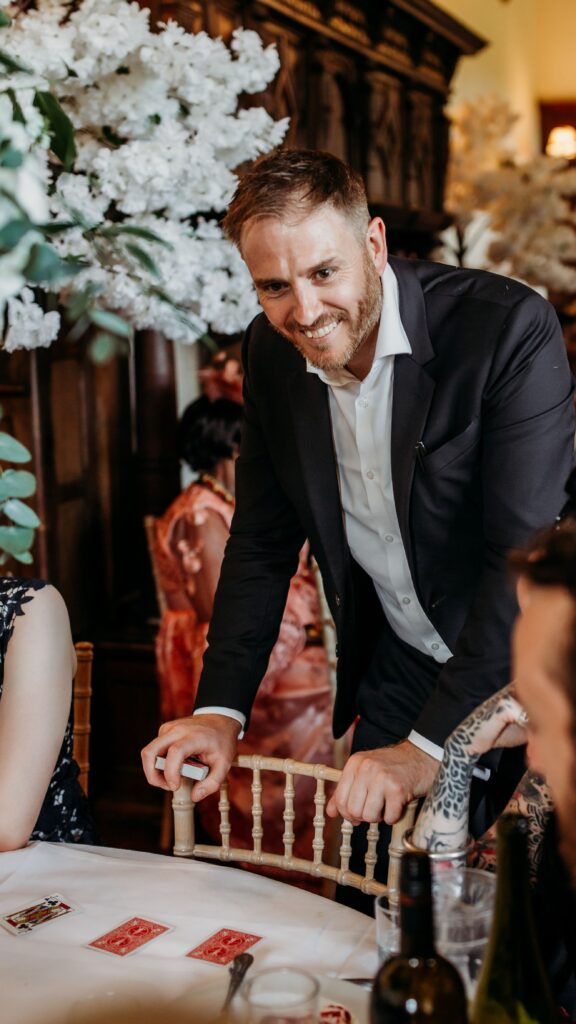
389,257,436,564
288,368,348,595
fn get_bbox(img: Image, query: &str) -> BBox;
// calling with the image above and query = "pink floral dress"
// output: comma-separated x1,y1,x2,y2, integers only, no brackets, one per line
153,482,334,867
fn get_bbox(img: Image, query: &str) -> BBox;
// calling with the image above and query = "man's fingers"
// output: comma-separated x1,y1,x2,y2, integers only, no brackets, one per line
141,741,172,789
381,790,407,826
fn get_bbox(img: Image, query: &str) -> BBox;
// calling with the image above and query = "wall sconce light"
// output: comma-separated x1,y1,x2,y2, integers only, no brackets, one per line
545,124,576,159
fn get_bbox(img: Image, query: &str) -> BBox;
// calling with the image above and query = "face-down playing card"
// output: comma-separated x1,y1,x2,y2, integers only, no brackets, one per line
87,917,171,956
0,893,77,935
186,927,262,965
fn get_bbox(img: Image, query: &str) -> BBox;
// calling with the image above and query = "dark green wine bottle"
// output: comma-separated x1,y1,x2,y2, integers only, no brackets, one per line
470,813,557,1024
370,850,469,1023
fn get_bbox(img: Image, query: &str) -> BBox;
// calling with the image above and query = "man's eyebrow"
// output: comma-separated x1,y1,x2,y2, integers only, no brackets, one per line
253,256,341,288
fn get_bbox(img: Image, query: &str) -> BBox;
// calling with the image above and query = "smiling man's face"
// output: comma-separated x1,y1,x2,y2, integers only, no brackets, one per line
240,204,387,378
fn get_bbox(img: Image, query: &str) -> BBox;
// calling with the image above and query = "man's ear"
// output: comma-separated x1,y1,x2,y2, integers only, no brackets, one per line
366,217,387,274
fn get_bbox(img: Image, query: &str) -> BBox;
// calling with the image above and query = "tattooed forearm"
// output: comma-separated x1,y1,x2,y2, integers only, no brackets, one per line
412,685,522,855
412,755,475,853
504,770,552,882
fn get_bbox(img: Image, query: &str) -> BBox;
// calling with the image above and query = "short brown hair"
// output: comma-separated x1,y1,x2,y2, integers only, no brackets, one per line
222,148,370,249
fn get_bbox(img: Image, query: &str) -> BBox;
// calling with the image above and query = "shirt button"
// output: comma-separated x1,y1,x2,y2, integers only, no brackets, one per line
385,534,394,543
431,642,440,651
357,398,369,408
402,596,411,605
366,470,375,480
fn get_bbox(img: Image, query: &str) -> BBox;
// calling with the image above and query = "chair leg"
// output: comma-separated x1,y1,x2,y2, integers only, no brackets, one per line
160,791,173,851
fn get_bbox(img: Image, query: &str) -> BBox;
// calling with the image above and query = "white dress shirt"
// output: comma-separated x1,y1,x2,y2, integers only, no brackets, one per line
197,264,489,775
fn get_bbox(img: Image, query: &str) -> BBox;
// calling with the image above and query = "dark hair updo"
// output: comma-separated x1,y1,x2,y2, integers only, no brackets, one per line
177,395,242,473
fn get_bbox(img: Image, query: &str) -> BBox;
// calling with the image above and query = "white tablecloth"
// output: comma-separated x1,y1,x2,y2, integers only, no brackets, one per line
0,842,377,1023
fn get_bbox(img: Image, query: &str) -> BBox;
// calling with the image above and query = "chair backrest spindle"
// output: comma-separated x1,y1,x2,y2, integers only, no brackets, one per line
72,641,93,795
171,754,416,896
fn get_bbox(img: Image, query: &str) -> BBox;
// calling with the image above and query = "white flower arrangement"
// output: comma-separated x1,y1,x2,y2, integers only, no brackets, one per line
0,0,288,566
0,0,288,351
437,95,576,294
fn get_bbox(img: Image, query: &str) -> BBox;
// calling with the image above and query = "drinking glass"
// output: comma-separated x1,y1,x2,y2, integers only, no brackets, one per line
375,867,496,1000
375,893,400,963
433,867,496,1001
240,966,319,1023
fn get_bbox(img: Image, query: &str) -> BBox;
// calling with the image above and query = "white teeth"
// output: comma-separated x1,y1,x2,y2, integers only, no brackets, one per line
303,322,338,339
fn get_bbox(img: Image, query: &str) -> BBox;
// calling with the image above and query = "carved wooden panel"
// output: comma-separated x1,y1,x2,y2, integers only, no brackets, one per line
365,71,404,208
406,89,436,212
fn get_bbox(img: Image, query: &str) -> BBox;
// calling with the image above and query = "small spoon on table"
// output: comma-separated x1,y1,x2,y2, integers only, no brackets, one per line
219,952,254,1016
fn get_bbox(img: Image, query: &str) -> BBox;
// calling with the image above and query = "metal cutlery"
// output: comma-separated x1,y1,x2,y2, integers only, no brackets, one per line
219,951,254,1015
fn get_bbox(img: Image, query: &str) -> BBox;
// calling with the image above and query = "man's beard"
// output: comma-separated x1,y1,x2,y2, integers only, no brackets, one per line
275,253,383,372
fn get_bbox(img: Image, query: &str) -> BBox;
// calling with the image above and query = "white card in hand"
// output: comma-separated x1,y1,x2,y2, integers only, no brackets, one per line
154,756,209,781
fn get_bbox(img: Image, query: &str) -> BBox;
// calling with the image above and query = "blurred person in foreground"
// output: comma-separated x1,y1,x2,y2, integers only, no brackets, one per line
142,148,574,903
0,578,95,848
412,498,576,1010
152,352,334,865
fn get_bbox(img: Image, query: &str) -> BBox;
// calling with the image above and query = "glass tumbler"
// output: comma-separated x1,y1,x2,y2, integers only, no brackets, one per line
240,966,319,1023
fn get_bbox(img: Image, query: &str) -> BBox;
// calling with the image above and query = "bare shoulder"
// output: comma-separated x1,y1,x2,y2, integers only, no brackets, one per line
15,583,70,628
8,583,75,675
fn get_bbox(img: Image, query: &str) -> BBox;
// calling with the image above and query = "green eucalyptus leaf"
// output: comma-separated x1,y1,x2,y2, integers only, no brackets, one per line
0,148,23,169
11,549,33,564
125,242,160,278
0,525,34,555
2,498,40,528
33,90,77,170
24,242,67,283
0,432,31,464
88,332,117,364
0,469,36,500
99,225,170,246
0,48,32,75
0,219,32,250
39,220,78,236
88,308,132,338
6,89,25,125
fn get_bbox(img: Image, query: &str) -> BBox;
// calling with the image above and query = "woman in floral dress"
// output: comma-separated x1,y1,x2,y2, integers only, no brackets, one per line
152,354,334,866
0,578,94,848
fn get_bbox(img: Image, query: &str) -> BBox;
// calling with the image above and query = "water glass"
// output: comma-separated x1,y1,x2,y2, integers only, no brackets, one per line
240,966,319,1023
375,893,400,963
375,867,496,1000
434,867,496,1000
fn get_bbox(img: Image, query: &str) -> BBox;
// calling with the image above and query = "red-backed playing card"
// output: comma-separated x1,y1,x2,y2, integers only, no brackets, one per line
87,917,171,956
186,927,261,965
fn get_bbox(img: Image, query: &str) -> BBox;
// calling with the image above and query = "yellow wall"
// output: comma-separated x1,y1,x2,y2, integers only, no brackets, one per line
435,0,576,157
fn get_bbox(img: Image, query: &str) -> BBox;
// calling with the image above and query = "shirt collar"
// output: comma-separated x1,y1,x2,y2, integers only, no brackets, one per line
306,262,412,386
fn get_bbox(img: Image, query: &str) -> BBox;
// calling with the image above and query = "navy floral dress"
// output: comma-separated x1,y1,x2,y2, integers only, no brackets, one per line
0,577,96,844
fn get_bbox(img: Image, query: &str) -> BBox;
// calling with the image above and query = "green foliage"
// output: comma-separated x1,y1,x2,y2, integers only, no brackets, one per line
33,91,77,170
0,469,36,501
0,420,39,564
0,431,31,464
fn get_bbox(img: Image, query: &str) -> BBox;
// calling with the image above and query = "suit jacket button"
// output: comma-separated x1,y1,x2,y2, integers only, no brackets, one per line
335,592,341,607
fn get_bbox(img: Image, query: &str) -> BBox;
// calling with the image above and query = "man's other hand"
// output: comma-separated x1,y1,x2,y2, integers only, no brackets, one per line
326,740,438,826
141,714,241,802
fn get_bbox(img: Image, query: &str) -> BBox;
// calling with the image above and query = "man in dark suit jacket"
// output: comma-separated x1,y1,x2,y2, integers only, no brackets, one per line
142,150,574,874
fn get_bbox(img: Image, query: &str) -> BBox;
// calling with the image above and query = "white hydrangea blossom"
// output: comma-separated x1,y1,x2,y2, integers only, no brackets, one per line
4,287,60,352
0,0,288,348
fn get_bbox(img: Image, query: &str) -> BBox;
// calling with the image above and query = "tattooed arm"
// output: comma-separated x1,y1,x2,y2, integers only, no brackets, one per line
412,684,527,855
474,770,553,879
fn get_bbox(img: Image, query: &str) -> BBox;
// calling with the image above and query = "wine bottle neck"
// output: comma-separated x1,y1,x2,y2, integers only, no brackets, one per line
400,897,435,957
492,831,532,937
